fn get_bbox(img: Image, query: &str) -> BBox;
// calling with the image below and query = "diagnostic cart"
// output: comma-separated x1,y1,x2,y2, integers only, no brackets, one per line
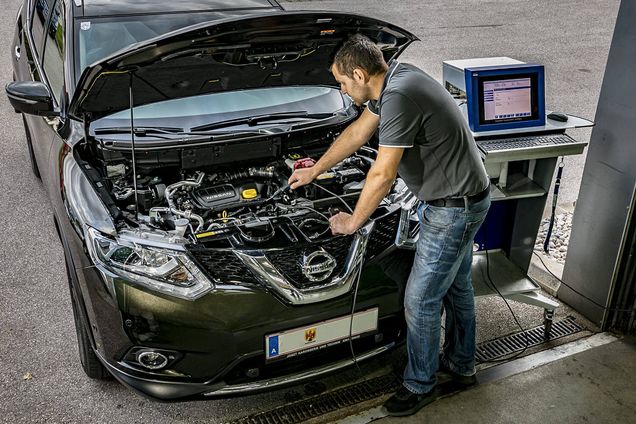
444,57,594,338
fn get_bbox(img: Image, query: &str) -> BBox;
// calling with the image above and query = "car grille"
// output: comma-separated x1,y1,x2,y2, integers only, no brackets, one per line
189,249,259,284
266,235,354,289
189,209,400,289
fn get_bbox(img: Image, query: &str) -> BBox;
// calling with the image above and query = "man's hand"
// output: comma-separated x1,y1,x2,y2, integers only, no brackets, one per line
328,145,404,236
288,109,379,191
288,167,317,190
329,212,357,235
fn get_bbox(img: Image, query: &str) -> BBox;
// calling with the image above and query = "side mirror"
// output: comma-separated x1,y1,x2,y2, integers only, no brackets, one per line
5,81,59,117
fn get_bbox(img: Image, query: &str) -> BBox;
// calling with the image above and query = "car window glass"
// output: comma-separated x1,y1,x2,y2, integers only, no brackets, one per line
31,0,55,54
42,0,65,103
104,87,343,120
23,33,42,82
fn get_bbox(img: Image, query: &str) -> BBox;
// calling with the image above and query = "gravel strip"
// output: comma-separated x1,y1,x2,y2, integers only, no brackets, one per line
534,211,573,264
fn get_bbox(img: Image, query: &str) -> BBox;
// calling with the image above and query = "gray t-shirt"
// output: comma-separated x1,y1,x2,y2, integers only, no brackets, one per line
368,62,489,201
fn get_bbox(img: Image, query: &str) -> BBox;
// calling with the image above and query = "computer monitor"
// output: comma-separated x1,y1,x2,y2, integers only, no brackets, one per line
464,64,545,132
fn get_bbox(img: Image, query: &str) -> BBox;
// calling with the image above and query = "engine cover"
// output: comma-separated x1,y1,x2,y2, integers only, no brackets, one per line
193,184,240,209
192,181,262,210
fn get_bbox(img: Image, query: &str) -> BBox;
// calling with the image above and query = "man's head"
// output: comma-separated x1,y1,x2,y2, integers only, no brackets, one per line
331,34,388,105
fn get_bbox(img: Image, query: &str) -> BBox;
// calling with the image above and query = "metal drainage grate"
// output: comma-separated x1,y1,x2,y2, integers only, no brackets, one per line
476,316,585,362
227,373,400,424
230,317,585,423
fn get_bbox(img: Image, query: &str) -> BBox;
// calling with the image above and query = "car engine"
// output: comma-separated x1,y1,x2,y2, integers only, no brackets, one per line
104,149,380,246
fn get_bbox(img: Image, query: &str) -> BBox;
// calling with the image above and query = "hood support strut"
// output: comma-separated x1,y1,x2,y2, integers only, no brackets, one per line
129,72,139,221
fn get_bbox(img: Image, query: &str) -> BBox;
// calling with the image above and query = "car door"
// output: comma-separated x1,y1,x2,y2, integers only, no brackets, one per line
26,0,67,195
17,0,53,180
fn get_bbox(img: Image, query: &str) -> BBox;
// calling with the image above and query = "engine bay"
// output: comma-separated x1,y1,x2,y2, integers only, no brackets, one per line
92,147,381,246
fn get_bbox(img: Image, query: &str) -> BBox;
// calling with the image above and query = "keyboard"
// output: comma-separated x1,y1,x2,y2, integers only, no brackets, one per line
477,133,579,153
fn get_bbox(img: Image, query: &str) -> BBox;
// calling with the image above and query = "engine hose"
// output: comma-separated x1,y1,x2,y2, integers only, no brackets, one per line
249,167,275,179
221,167,275,181
165,172,205,211
157,172,207,232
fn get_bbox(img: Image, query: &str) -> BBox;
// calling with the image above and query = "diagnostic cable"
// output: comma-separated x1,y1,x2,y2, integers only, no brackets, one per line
311,182,366,372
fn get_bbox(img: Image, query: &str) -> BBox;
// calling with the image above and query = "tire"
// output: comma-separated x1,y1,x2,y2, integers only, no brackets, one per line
22,114,41,179
67,266,110,380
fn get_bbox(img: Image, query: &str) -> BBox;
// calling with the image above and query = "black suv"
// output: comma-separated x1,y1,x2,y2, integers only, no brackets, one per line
7,0,419,399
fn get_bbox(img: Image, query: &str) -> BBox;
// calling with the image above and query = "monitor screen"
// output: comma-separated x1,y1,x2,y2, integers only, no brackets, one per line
479,73,540,125
465,64,545,132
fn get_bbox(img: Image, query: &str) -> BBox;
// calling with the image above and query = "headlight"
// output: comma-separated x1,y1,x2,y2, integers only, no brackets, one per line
85,227,213,300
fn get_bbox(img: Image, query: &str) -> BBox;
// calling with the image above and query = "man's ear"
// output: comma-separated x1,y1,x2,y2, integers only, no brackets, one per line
352,68,369,84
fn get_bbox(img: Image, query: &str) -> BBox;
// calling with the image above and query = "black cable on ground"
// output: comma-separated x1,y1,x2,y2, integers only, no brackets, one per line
481,249,530,363
532,250,636,313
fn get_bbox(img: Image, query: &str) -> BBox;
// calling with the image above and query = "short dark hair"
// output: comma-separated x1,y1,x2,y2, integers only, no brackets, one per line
333,34,387,78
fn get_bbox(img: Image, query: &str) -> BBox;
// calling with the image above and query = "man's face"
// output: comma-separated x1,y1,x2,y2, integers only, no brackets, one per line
331,64,370,106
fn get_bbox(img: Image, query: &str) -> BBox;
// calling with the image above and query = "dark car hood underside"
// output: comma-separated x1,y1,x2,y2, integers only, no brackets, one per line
70,11,417,119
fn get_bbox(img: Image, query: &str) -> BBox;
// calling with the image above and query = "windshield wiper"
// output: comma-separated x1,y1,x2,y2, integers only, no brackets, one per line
95,126,185,137
190,111,335,132
94,111,338,141
94,125,280,144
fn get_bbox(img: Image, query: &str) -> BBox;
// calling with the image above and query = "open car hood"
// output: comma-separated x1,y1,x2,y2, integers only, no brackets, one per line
69,11,417,120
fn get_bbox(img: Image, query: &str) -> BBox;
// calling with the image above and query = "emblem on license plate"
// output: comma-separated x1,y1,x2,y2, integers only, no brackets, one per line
305,328,317,343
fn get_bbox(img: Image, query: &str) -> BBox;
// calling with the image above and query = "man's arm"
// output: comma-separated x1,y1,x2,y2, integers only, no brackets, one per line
329,145,404,234
288,108,379,189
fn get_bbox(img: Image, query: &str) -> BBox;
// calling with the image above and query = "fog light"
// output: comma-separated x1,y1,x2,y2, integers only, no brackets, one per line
245,367,260,378
137,351,168,370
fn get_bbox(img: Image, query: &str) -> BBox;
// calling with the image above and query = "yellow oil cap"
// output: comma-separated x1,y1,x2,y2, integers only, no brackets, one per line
241,188,258,199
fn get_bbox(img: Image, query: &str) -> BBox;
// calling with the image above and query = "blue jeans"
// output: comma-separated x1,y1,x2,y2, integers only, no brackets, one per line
402,194,490,394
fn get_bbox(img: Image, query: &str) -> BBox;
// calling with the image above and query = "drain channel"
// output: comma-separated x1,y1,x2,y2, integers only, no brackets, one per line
476,316,585,362
227,373,400,424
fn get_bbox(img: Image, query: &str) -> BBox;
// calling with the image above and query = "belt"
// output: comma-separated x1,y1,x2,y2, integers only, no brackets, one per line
426,187,490,208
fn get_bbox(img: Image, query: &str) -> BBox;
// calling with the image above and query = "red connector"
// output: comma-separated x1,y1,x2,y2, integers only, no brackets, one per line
293,157,316,170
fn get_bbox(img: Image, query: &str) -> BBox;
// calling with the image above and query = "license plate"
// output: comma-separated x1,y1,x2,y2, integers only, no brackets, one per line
265,307,378,362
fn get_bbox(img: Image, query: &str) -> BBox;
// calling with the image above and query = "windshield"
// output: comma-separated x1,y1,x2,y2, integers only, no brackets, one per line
92,86,352,135
75,10,276,74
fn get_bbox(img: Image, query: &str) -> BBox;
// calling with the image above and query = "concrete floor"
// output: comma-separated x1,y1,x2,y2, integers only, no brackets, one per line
375,335,636,424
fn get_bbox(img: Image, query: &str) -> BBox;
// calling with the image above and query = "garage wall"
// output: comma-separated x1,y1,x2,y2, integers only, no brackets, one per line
560,0,636,328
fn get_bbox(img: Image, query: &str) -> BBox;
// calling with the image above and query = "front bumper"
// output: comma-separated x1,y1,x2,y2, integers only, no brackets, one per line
76,249,412,400
99,341,396,400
